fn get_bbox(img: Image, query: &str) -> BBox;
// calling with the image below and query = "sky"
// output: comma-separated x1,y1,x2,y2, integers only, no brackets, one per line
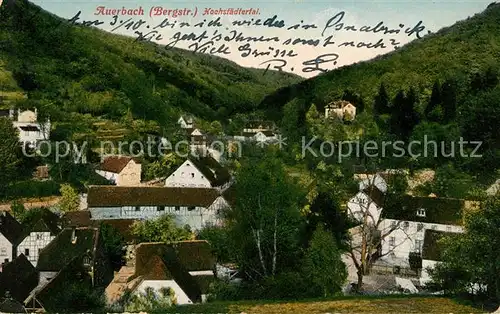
31,0,493,78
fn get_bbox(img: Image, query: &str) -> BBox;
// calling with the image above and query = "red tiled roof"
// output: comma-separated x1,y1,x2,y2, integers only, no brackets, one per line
99,156,140,173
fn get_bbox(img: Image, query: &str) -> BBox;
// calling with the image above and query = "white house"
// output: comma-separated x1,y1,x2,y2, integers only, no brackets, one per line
347,173,387,225
325,100,356,121
0,108,51,149
178,116,193,129
95,155,142,186
242,121,274,134
165,156,231,190
0,211,23,268
16,208,61,266
126,241,215,304
87,186,230,231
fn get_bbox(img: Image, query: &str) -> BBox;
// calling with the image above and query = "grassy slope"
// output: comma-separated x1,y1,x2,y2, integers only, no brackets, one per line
169,296,483,313
259,3,500,114
0,0,302,126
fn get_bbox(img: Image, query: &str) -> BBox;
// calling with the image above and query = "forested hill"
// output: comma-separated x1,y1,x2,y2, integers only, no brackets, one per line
0,0,302,127
259,2,500,115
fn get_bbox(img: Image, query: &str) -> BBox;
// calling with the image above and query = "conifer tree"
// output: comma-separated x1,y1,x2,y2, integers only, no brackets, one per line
374,83,390,116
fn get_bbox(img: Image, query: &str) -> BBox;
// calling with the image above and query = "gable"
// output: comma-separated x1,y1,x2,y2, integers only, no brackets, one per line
191,129,202,136
0,254,39,303
0,212,23,245
99,156,140,174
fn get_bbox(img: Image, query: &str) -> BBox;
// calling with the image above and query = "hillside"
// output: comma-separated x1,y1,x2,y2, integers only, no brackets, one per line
0,0,302,129
260,3,500,113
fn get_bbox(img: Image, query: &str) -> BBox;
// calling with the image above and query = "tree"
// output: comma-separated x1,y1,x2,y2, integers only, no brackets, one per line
440,79,457,122
346,174,412,291
226,156,304,281
10,201,26,221
58,184,79,212
122,287,175,312
0,117,21,197
131,214,192,243
303,224,347,297
425,80,442,120
429,196,500,300
197,225,234,263
373,83,390,116
208,120,223,136
100,223,126,271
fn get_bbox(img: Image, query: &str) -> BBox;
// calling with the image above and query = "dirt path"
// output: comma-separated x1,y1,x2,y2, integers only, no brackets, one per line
0,196,61,211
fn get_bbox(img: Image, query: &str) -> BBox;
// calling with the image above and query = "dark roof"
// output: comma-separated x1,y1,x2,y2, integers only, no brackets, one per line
87,186,220,207
188,156,231,187
134,241,215,302
36,228,99,272
99,156,141,173
382,195,464,225
21,208,61,237
19,125,40,132
61,211,92,228
0,254,39,303
422,230,463,261
362,186,385,207
0,211,24,245
260,130,275,137
142,255,173,281
242,132,256,137
0,110,10,117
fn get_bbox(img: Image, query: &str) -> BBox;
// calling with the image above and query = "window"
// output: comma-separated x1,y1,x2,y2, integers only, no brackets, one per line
135,206,140,211
417,223,424,232
175,206,180,211
403,221,410,230
83,256,91,267
4,259,8,264
0,248,6,256
191,173,195,178
158,206,165,211
25,249,29,256
36,234,42,240
446,226,452,232
415,240,423,253
188,206,196,211
390,221,397,228
389,237,395,247
358,197,366,205
416,208,426,217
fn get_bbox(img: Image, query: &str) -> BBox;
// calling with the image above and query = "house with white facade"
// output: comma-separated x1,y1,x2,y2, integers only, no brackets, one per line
17,208,61,266
178,116,194,129
375,196,465,280
347,173,387,225
95,156,142,186
106,241,215,305
87,186,230,230
0,108,51,149
325,100,356,121
0,211,23,268
165,156,231,191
